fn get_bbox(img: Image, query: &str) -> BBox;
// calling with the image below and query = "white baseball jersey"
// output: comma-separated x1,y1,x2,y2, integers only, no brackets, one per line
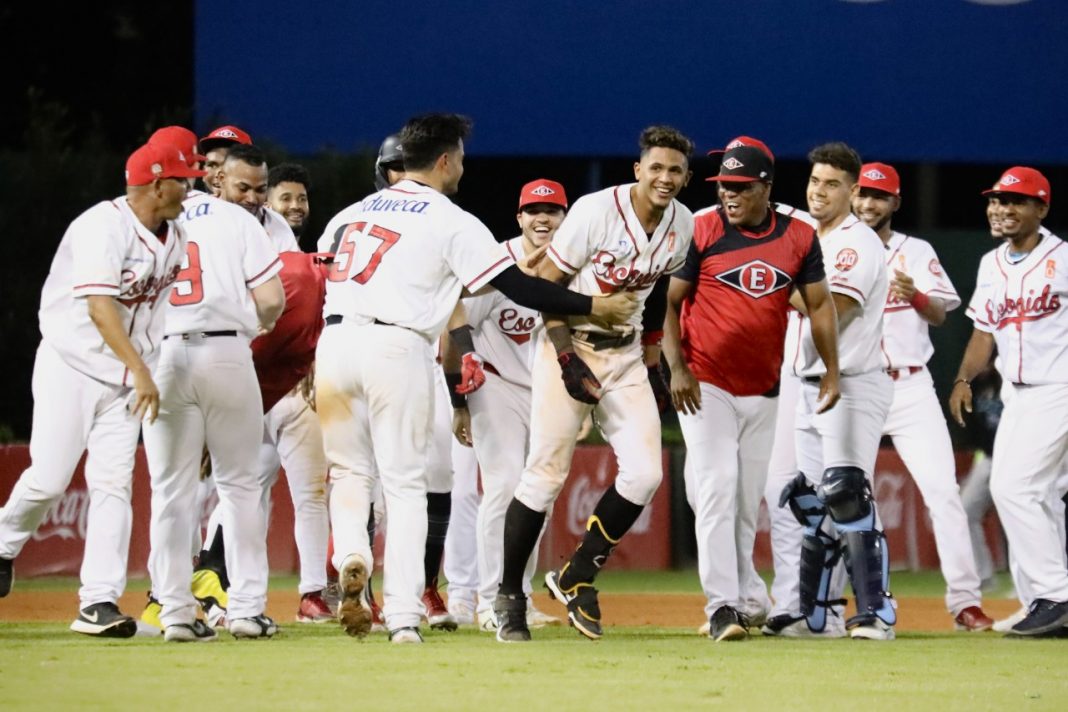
788,215,889,377
881,232,961,369
165,192,282,337
548,184,694,336
38,197,187,387
317,179,513,341
967,231,1068,384
261,207,300,252
462,236,539,389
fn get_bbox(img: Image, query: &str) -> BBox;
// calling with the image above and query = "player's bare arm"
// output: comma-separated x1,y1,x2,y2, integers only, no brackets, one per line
831,292,861,330
798,279,842,413
661,276,701,415
891,269,947,326
86,295,160,423
949,329,996,427
250,274,285,334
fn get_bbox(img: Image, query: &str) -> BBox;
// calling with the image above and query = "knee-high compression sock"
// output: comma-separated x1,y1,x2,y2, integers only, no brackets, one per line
559,485,643,589
424,492,452,589
499,498,546,596
197,525,230,590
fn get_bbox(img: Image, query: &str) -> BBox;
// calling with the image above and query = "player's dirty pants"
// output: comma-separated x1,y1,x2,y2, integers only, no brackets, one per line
0,343,140,608
258,391,329,595
514,335,661,514
468,374,543,614
317,322,432,630
882,367,982,614
444,438,480,607
144,336,267,626
679,383,776,619
990,383,1068,603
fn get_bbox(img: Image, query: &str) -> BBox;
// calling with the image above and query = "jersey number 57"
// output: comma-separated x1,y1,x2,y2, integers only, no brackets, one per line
327,221,400,284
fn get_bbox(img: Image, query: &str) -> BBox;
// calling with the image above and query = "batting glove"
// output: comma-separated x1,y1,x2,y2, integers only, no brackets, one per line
456,352,486,394
558,352,603,404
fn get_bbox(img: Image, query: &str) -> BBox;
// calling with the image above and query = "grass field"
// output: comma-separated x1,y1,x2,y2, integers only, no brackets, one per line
2,571,1066,711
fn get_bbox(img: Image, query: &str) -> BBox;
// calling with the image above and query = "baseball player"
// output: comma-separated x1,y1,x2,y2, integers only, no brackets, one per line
772,143,897,640
950,167,1068,637
446,178,573,632
199,124,253,196
663,137,839,642
218,145,300,252
141,149,285,642
315,113,636,644
852,162,994,631
0,141,198,637
268,163,311,240
493,126,696,643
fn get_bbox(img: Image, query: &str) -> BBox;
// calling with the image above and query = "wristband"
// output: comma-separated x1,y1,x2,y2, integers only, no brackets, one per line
443,372,467,408
953,377,971,388
641,330,664,346
910,291,930,312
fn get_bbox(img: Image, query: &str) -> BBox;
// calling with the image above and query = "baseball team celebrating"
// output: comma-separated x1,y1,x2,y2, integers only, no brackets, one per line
1,111,1066,644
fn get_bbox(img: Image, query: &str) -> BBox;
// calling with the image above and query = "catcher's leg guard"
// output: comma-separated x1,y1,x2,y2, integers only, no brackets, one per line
780,473,841,632
817,467,895,626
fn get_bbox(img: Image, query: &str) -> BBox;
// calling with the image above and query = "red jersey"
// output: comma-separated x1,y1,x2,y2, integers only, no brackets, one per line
251,251,331,411
676,206,823,396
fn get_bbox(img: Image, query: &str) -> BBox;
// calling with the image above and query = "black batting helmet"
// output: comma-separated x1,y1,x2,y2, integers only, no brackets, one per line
374,134,405,191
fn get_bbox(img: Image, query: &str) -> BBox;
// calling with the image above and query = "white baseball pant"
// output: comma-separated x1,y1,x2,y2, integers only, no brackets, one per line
679,381,775,619
763,369,805,617
143,336,268,626
317,322,432,630
882,367,982,614
959,454,997,586
0,343,140,608
444,436,480,608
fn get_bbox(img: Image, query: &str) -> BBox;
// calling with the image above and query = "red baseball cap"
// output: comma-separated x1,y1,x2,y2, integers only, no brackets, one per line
199,125,253,152
125,142,207,186
858,162,901,196
706,136,775,183
149,126,206,166
982,166,1051,205
518,179,568,210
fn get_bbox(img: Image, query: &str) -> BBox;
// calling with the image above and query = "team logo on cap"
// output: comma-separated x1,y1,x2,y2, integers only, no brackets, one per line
530,184,555,197
214,129,239,139
723,157,744,170
863,168,887,181
715,260,792,299
151,163,163,176
1000,174,1021,186
726,139,746,150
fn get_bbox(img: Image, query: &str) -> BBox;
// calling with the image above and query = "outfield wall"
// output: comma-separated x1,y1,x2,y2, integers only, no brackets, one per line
0,444,1004,577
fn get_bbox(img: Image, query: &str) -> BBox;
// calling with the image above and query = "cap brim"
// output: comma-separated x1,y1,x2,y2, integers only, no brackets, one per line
188,152,207,163
199,138,239,152
858,184,898,196
982,187,1048,203
705,175,766,183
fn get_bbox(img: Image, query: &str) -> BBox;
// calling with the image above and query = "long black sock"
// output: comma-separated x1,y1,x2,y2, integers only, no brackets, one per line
500,498,546,596
559,485,643,589
424,492,452,589
197,525,230,590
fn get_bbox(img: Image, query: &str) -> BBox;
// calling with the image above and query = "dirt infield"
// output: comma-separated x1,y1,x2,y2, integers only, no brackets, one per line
1,590,1023,632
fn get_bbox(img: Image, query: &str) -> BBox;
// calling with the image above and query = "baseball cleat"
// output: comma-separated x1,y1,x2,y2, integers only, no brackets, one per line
953,605,994,632
708,605,748,642
847,615,896,641
389,626,424,644
544,569,602,640
191,568,229,610
337,554,373,638
164,620,218,643
478,608,499,632
70,602,138,638
992,606,1027,633
493,593,531,642
527,603,561,629
228,614,278,639
422,585,458,632
296,590,334,623
447,598,476,626
140,594,163,630
1005,599,1068,637
762,614,847,638
0,557,13,597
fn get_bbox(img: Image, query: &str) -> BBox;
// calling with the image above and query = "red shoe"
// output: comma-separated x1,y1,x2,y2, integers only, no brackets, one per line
369,593,386,633
954,605,994,632
422,586,458,632
296,590,334,623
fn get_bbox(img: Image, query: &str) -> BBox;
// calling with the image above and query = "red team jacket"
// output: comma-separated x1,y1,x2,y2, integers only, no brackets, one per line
251,251,331,411
675,206,824,396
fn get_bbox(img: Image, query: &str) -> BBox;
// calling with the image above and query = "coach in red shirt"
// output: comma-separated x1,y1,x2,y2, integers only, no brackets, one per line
662,136,840,642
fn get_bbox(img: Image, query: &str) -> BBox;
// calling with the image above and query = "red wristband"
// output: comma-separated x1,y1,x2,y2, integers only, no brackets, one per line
641,330,664,346
910,291,930,311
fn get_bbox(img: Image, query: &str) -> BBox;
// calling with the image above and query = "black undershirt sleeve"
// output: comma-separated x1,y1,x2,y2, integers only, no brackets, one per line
797,230,826,284
642,275,669,333
489,265,593,315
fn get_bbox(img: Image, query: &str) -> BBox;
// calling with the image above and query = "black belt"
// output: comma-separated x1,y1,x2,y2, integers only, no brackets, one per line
570,329,636,351
803,376,822,384
164,330,237,340
325,315,396,328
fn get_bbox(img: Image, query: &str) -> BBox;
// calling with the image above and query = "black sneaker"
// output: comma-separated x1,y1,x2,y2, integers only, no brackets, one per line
544,570,602,640
164,620,218,643
1007,599,1068,637
761,613,804,636
69,602,137,638
708,605,748,642
0,557,12,598
494,593,531,643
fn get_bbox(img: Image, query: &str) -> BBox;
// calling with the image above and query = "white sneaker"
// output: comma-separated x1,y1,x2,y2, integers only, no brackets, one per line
389,626,424,644
527,605,561,629
849,618,895,641
773,617,847,639
697,620,711,636
447,599,476,626
228,615,278,639
992,606,1027,633
164,620,218,642
477,608,498,632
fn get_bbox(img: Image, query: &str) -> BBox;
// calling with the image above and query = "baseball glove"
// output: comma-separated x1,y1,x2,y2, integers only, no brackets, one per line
558,352,602,404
